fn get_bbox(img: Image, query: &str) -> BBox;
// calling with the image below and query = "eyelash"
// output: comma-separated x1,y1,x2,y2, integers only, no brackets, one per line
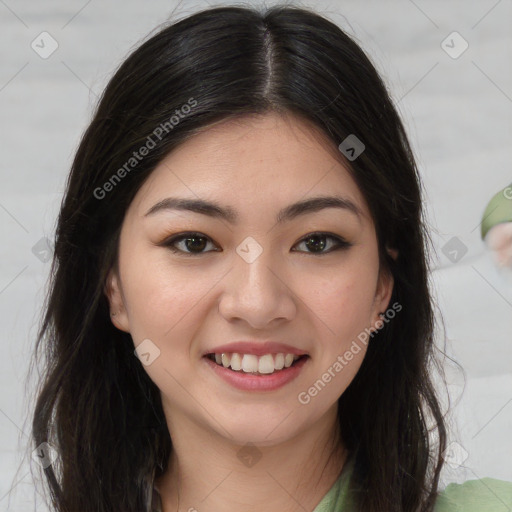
162,231,352,256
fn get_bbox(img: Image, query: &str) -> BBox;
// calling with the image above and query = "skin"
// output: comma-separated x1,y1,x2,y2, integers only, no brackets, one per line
486,222,512,268
105,112,395,511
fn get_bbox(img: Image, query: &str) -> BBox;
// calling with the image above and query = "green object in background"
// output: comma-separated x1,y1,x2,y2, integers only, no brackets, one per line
481,185,512,240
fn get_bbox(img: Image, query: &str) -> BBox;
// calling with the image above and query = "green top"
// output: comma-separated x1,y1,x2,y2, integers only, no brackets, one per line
151,460,512,511
313,459,512,512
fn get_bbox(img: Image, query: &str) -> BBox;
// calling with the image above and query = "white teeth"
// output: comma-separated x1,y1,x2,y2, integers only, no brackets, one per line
241,354,259,373
210,352,304,374
230,352,242,371
274,353,285,370
258,354,275,374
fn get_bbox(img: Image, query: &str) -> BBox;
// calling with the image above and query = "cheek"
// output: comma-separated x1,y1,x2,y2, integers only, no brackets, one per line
122,263,211,385
296,270,376,404
120,250,211,343
297,261,379,339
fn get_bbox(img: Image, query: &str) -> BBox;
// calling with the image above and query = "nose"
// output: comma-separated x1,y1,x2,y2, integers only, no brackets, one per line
217,243,297,329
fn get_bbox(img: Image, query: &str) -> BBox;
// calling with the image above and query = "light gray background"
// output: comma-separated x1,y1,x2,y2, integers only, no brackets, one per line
1,0,511,510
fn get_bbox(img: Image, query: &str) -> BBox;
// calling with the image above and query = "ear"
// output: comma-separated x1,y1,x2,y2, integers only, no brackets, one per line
104,267,131,333
372,261,395,322
386,246,398,261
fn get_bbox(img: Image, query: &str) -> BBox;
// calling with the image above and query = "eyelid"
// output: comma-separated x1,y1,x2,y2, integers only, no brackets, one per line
161,231,220,256
291,231,352,253
161,231,352,255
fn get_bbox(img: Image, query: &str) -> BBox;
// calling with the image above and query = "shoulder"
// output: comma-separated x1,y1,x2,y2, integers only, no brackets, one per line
434,477,512,512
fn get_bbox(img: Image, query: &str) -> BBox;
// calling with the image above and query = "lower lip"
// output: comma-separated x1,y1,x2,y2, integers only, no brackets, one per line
203,356,309,391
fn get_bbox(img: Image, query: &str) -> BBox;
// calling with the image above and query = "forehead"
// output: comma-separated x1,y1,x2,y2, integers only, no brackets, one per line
129,112,370,223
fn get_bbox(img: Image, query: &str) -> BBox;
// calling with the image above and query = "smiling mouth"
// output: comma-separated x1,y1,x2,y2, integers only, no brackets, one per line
205,352,309,375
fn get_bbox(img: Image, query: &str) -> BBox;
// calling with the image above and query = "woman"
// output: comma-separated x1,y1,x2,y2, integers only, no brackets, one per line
29,4,512,512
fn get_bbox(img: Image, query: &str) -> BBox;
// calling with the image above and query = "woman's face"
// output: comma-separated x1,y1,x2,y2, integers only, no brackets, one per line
105,112,394,445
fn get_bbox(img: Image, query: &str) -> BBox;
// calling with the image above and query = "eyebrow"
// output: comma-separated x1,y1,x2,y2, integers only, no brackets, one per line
144,195,362,224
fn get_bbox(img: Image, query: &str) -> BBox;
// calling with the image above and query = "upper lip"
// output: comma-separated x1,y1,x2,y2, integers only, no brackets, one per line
203,341,309,357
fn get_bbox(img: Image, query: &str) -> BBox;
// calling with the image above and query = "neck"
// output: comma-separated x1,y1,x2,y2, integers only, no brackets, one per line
155,406,346,512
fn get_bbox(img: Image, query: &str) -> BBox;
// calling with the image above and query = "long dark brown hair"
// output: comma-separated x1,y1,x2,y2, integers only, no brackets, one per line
23,4,448,511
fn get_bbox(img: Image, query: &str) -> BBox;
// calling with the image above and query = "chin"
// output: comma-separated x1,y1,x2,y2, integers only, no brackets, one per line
214,412,304,446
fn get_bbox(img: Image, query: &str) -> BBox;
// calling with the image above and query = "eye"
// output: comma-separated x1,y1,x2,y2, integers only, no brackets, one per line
292,232,352,255
163,232,220,255
161,231,351,256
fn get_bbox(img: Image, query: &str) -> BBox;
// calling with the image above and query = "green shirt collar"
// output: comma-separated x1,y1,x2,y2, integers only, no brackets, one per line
151,458,356,512
313,457,355,512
